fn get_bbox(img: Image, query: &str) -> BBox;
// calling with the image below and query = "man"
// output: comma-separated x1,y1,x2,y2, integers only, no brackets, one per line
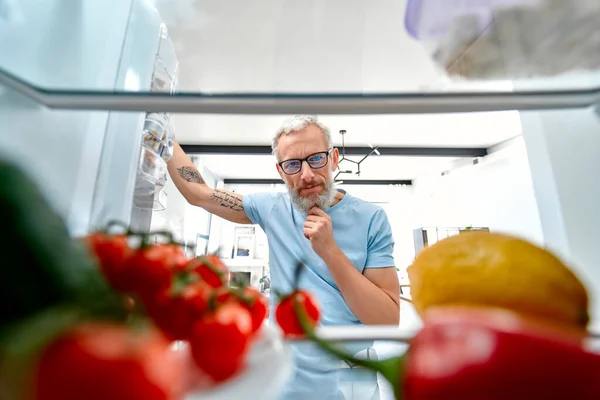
167,115,400,399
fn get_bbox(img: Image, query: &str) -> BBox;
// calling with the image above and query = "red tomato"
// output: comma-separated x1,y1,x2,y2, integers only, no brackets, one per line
207,287,238,314
275,290,320,337
84,233,132,292
124,244,187,298
143,281,214,341
34,323,188,400
240,287,268,335
213,287,236,305
186,255,228,288
211,287,268,335
188,302,253,383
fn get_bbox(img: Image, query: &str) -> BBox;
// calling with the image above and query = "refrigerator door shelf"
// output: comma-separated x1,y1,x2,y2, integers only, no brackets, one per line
132,183,167,212
138,146,168,186
159,116,176,162
151,55,177,93
157,24,179,73
155,188,167,211
142,112,170,152
133,168,165,197
151,24,179,94
142,112,174,162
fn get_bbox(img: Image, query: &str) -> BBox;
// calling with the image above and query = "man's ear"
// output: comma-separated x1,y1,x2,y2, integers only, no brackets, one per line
331,148,340,170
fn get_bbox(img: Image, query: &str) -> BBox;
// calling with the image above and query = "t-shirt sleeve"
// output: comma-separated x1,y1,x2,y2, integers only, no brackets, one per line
241,192,277,229
365,208,396,269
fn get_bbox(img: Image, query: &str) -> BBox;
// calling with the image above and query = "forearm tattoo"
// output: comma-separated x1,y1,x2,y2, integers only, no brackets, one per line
177,166,205,184
210,189,244,212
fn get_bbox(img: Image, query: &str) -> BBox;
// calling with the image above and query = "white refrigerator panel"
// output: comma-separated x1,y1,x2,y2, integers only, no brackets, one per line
0,0,164,236
91,0,165,232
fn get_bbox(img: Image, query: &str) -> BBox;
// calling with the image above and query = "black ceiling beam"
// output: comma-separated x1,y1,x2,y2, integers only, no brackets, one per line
223,179,412,186
180,144,487,158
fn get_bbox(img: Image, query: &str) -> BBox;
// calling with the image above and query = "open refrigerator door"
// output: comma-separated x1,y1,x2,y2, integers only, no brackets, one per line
130,23,179,233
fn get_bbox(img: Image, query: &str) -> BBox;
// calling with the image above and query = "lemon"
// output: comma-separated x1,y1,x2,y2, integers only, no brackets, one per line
407,231,590,328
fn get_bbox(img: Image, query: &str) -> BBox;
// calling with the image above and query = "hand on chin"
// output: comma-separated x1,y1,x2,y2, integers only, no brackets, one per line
303,206,337,259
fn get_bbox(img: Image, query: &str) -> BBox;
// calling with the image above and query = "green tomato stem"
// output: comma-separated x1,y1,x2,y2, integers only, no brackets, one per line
200,256,226,278
103,220,135,235
293,261,305,292
228,287,257,307
170,272,200,296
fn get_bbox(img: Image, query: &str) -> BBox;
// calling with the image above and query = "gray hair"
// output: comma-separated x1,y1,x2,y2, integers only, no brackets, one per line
271,115,333,159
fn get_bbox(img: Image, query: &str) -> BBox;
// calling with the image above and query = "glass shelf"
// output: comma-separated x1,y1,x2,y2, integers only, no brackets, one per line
1,67,599,115
1,0,600,114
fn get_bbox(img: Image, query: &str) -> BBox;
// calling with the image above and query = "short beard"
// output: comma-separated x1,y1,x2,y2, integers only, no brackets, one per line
289,178,337,214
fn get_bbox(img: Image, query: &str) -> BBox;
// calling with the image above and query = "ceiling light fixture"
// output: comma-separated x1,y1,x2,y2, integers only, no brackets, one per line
334,129,380,182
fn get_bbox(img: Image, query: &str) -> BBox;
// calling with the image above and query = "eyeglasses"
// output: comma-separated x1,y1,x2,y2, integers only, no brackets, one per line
278,150,332,175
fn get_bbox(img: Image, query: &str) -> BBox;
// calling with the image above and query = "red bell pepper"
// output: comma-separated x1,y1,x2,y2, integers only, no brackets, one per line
295,304,600,400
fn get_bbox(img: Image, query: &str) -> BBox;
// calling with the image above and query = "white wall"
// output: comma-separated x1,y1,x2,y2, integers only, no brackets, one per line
520,106,600,330
411,135,544,247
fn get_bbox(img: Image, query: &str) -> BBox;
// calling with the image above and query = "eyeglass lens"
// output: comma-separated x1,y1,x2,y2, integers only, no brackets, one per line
281,152,328,174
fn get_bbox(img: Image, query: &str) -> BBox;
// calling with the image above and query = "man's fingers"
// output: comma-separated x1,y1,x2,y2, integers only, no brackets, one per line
304,221,317,229
308,207,328,217
303,227,313,240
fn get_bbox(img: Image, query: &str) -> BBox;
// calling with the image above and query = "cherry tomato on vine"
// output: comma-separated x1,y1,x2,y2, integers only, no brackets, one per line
240,287,268,334
124,243,187,298
143,280,214,341
84,233,132,292
188,302,253,383
275,289,320,337
212,287,268,335
186,255,229,288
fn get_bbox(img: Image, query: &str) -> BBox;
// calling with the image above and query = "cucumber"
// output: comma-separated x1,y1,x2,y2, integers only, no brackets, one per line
0,159,115,333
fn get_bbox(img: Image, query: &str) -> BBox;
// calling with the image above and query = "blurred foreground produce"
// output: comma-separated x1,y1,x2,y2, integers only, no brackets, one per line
292,232,600,399
0,160,269,400
34,322,190,400
85,231,270,384
299,305,600,400
408,231,589,330
406,0,600,80
0,160,120,333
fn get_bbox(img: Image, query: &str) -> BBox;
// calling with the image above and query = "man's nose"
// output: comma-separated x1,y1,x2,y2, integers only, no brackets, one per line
300,160,315,181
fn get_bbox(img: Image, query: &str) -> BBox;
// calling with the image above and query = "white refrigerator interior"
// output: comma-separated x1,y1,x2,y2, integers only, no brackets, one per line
0,0,178,236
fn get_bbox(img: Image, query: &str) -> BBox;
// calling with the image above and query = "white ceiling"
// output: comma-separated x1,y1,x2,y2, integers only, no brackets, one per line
155,0,445,93
172,112,522,147
153,0,523,181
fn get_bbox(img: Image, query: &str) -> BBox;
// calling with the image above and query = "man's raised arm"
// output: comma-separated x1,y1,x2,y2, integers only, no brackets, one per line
166,141,251,224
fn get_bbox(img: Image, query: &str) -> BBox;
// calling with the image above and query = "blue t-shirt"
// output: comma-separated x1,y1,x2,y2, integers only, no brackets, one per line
242,189,396,400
